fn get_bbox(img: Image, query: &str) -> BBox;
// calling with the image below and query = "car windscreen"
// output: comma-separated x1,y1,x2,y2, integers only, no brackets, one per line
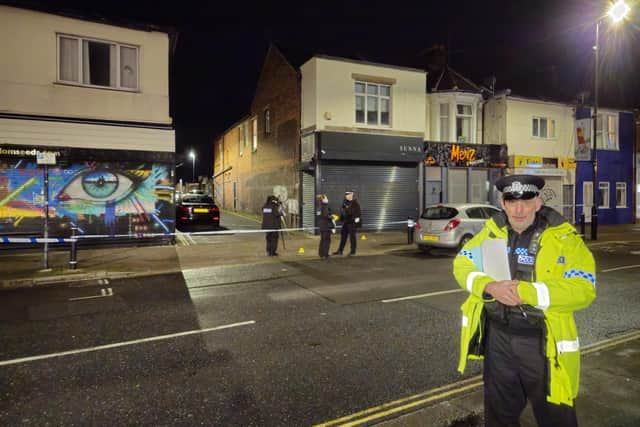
181,195,214,204
421,206,458,220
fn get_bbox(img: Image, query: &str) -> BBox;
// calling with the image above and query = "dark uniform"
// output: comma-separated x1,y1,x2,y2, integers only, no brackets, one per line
483,175,578,427
334,191,361,256
261,195,283,256
316,195,334,259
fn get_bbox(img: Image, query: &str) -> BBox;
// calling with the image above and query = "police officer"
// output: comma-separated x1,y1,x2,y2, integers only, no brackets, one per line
333,190,361,256
261,195,284,256
453,175,596,427
316,194,335,259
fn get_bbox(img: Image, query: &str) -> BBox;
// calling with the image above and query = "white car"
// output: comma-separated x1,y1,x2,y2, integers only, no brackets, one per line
415,203,501,252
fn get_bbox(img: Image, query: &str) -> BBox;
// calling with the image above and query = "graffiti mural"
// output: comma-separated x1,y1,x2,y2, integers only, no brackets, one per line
0,159,174,237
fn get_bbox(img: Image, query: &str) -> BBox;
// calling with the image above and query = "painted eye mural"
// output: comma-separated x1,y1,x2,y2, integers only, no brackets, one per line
58,169,139,204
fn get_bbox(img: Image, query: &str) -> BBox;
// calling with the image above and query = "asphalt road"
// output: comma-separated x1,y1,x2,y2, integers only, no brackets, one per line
1,240,639,426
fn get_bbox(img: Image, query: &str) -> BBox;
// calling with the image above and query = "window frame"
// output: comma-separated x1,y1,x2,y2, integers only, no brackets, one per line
354,81,391,127
439,103,450,142
238,125,244,157
531,116,556,139
264,108,271,136
56,33,139,92
616,182,627,208
455,103,473,143
595,113,619,150
598,182,610,209
251,117,258,152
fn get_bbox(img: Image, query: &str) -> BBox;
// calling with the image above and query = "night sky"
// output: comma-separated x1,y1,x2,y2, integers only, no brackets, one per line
5,0,640,181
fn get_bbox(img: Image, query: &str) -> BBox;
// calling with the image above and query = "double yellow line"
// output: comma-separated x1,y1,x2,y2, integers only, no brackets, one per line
314,329,640,427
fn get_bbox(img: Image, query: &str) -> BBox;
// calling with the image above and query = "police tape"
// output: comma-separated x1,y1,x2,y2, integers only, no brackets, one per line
0,220,415,243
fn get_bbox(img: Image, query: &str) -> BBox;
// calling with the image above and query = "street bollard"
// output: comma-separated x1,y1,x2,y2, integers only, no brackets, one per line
69,225,78,270
407,217,415,244
580,213,586,238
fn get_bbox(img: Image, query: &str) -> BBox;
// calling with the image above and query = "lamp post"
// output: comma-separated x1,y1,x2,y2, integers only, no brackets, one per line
591,0,630,240
189,150,196,182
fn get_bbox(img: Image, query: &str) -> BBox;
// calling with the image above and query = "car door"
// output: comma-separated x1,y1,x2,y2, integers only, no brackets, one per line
465,207,487,234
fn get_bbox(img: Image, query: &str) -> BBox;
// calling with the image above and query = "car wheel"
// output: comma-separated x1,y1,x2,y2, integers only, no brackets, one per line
458,234,473,251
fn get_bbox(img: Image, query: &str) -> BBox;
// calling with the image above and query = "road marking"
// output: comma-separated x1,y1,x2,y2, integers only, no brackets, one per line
68,287,113,301
0,320,255,367
600,264,640,273
381,288,464,303
313,376,483,427
314,331,640,427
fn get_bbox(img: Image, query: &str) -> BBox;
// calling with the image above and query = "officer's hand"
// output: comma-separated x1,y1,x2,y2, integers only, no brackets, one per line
484,280,522,306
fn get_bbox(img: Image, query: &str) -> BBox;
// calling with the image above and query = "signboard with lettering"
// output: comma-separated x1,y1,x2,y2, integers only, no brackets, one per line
424,142,508,168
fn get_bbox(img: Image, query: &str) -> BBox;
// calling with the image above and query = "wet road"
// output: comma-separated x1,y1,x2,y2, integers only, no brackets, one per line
1,240,639,425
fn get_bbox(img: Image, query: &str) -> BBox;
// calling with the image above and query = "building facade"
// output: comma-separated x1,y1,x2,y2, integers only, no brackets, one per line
300,55,426,231
0,5,175,240
484,95,577,221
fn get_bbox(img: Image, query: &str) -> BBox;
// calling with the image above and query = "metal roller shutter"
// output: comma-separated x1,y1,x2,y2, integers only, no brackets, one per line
320,164,419,230
302,172,316,232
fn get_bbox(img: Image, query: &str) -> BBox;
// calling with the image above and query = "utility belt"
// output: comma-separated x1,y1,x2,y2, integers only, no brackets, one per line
485,302,545,336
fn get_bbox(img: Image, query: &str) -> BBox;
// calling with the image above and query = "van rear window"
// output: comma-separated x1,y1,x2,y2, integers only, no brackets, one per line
421,206,458,220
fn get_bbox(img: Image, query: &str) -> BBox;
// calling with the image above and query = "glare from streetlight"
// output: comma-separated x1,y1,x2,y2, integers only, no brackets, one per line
189,150,195,159
608,0,630,23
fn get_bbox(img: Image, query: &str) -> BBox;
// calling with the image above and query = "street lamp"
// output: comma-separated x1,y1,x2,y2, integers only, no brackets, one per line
591,0,630,240
189,150,196,182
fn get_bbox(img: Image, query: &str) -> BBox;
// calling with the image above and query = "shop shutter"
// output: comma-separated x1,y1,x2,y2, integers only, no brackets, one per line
320,164,419,230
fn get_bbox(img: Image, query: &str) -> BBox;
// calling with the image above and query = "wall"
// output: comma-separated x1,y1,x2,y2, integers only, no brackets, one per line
0,146,174,237
301,56,426,136
0,5,171,125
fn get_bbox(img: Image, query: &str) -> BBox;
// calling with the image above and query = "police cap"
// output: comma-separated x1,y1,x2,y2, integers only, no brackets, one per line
344,190,355,196
496,174,545,200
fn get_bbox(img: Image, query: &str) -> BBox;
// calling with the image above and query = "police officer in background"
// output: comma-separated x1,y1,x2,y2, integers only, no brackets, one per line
333,190,361,256
453,175,596,426
316,194,335,259
261,195,284,256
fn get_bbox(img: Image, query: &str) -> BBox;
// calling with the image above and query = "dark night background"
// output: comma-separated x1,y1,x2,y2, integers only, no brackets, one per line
4,0,640,182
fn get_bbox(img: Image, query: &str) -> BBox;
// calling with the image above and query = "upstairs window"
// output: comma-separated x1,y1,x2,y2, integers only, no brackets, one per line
596,113,618,150
439,103,449,142
264,109,271,136
355,81,390,126
456,104,472,143
252,117,258,152
57,34,139,91
238,125,244,157
532,117,556,139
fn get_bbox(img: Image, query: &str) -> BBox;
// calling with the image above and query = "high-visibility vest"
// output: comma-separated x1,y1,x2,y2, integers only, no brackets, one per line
453,207,596,406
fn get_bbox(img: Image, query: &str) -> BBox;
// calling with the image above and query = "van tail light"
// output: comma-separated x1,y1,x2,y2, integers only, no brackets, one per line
178,206,190,221
210,207,219,213
444,219,461,231
414,223,421,230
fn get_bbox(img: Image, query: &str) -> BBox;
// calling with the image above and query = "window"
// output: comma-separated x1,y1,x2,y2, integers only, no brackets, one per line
264,109,271,136
616,182,627,207
599,182,610,208
456,104,472,143
218,141,223,165
57,34,138,91
596,113,618,150
243,122,249,149
252,118,258,152
355,81,391,126
440,103,449,142
465,207,485,219
238,125,243,157
532,117,556,139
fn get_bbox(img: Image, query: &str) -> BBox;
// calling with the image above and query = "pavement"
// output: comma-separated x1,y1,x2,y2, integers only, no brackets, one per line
1,221,640,426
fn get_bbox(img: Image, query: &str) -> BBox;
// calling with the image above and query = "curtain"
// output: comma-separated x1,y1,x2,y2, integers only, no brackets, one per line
59,37,79,82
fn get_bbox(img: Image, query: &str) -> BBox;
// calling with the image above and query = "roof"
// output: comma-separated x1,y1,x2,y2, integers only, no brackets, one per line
429,65,483,94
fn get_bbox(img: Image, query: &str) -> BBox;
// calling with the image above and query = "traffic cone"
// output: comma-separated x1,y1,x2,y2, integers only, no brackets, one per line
361,234,367,240
298,247,305,254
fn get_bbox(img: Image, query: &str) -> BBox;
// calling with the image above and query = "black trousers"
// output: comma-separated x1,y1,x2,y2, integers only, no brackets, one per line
319,231,331,257
484,321,577,427
338,223,357,254
265,231,279,255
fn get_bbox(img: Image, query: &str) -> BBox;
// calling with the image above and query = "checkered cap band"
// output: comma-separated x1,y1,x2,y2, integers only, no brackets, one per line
503,181,539,194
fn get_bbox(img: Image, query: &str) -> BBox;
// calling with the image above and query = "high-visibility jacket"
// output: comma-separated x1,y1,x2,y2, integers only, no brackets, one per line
453,207,596,406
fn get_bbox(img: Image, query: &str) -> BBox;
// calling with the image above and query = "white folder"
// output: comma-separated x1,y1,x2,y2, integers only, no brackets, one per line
481,239,511,280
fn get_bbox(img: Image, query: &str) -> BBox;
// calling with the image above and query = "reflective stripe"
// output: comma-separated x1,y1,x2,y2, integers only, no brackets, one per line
466,272,487,293
532,281,550,310
462,315,468,327
556,338,580,353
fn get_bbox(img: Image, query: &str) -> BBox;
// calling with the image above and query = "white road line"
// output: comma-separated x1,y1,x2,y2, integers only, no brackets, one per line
0,320,256,367
382,288,465,303
601,264,640,273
